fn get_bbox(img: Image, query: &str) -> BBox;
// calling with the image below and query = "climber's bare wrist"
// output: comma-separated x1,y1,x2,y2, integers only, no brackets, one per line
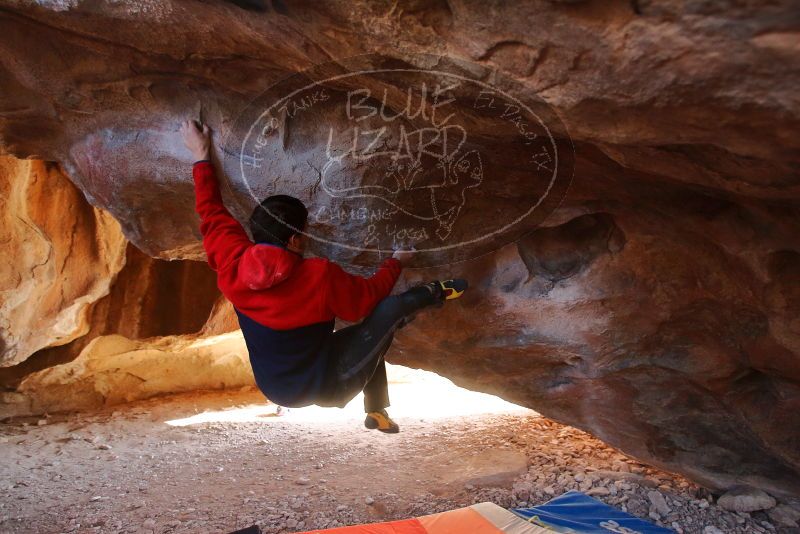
193,150,211,163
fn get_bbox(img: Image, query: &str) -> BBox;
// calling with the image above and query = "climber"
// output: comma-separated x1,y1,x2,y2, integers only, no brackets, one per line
180,119,467,433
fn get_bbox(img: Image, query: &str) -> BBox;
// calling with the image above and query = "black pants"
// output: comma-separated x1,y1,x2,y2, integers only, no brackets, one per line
317,285,440,412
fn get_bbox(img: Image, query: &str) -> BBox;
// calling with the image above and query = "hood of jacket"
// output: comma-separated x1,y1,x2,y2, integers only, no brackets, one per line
238,243,302,290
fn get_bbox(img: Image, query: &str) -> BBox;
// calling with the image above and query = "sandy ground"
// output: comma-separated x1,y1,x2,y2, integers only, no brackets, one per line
0,366,793,534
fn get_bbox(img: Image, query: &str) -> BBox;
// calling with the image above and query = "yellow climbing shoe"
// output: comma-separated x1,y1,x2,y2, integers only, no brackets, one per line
364,409,400,433
436,279,468,300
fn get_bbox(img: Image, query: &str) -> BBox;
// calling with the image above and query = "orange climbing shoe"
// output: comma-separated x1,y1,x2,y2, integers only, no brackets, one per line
364,409,400,433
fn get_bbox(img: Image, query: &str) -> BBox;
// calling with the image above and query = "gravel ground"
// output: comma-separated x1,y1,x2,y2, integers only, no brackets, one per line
1,378,797,534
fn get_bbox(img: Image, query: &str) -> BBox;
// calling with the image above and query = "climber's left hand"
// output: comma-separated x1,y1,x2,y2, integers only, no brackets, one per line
181,119,211,162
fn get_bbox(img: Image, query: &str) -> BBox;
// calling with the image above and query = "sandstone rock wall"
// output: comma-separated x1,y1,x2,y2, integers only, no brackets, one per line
0,155,127,367
1,332,251,418
393,156,800,496
0,0,798,498
0,220,228,391
0,166,240,416
1,0,797,258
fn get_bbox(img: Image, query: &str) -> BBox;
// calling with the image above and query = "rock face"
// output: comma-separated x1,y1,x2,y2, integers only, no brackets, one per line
0,155,127,367
717,486,776,513
3,242,226,378
1,0,799,499
0,155,231,412
4,332,251,417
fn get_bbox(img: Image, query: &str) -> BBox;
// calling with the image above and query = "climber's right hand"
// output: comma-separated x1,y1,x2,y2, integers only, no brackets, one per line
392,248,415,266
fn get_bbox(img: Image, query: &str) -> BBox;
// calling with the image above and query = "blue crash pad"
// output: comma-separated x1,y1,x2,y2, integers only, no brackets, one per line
511,490,674,533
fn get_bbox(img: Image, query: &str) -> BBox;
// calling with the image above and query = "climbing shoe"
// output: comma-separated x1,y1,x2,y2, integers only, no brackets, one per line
364,409,400,433
426,279,468,301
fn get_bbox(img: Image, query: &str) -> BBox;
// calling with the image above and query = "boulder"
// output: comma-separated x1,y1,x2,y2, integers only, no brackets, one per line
0,156,126,367
768,504,800,528
0,0,799,499
647,491,671,517
2,332,251,418
717,486,777,513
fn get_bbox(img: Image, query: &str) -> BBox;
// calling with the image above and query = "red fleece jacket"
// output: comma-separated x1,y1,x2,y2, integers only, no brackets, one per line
192,160,402,329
